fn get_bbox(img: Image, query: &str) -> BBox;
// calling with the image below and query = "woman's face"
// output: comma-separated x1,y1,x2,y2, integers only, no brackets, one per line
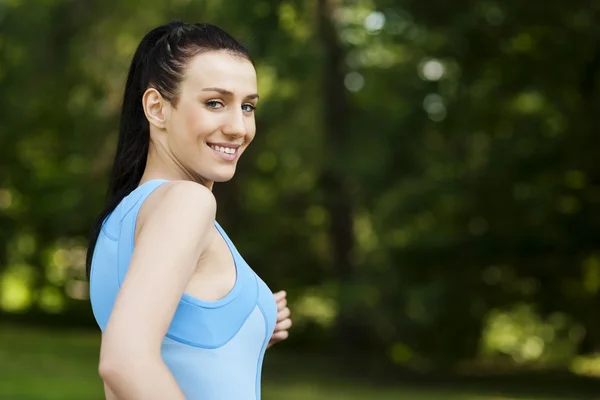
157,50,258,185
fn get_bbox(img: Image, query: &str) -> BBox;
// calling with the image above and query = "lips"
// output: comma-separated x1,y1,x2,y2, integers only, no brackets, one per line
207,142,242,161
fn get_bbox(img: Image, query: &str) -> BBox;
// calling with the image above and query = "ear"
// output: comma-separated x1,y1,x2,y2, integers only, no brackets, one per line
142,88,169,129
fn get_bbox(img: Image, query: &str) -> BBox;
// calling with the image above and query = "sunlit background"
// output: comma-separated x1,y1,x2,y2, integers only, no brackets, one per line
2,0,600,399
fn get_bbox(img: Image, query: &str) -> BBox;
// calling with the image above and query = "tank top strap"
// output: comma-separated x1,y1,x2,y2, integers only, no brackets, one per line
214,221,237,253
116,179,171,284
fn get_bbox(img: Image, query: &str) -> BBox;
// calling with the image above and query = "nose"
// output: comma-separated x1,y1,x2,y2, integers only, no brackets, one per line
222,109,246,138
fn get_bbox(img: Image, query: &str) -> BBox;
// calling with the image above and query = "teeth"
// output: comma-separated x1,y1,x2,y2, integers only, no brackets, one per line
210,145,236,155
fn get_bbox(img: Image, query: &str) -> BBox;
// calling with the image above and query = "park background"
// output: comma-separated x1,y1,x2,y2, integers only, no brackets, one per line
2,0,600,399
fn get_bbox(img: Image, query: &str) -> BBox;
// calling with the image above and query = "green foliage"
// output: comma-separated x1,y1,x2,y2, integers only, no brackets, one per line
1,0,600,373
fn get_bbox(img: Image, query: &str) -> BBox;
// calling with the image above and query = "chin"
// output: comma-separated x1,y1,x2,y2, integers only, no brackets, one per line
213,175,235,183
208,167,237,183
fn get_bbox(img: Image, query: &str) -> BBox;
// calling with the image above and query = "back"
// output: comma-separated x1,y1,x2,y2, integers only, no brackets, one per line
89,180,277,400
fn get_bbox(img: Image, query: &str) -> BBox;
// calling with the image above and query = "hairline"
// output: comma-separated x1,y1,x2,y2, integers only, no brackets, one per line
162,48,253,108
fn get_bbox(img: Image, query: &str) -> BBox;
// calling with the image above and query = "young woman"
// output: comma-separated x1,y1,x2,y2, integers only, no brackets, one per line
86,21,292,400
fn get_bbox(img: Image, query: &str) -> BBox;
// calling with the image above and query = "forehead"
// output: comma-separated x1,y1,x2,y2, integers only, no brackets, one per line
182,50,257,95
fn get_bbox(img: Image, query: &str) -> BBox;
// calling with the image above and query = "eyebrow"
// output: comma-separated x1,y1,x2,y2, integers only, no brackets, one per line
201,87,259,100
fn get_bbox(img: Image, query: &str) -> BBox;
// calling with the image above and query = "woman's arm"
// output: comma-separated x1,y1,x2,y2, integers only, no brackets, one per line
104,383,117,400
98,181,216,400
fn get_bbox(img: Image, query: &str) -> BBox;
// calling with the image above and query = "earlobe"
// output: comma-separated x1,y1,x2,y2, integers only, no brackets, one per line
142,88,167,129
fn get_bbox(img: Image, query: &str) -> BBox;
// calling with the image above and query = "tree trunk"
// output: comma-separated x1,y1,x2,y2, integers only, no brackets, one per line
316,0,361,355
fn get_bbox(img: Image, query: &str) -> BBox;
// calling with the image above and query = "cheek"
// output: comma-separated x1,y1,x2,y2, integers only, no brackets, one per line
177,108,213,142
183,108,202,134
245,121,256,144
168,106,193,139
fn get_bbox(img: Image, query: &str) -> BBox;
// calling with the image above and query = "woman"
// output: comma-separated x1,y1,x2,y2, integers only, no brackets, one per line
86,21,292,400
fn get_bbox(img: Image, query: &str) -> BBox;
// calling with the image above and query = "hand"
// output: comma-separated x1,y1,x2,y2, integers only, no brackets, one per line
267,290,292,349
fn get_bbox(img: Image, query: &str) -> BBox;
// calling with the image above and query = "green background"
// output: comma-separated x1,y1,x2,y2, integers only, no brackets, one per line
1,0,600,398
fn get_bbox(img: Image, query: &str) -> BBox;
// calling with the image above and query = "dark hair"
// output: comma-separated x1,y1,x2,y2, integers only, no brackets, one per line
85,21,251,278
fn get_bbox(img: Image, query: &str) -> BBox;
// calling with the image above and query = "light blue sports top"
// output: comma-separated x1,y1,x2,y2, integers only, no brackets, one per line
89,179,277,400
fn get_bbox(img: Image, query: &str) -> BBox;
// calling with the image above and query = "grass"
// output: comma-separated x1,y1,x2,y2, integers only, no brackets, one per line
0,324,588,400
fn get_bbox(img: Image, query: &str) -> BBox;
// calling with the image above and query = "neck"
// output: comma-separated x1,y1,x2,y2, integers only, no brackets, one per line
140,141,214,190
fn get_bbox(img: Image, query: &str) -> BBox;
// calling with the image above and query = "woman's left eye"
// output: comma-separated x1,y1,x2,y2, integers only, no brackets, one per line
242,104,256,112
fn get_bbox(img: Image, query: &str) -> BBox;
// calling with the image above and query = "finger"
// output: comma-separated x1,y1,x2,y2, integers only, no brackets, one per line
268,330,290,348
277,307,291,321
276,297,287,309
271,330,289,341
273,290,286,302
275,318,292,331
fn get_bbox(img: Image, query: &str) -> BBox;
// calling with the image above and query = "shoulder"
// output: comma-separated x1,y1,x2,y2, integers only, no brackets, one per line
160,180,216,213
138,180,216,232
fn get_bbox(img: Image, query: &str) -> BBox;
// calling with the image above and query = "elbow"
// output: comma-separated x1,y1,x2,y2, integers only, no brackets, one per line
98,343,134,386
98,353,125,386
98,364,114,387
98,342,156,385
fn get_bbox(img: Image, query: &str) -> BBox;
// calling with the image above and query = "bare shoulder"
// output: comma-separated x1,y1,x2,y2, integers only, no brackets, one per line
162,180,216,204
138,180,217,230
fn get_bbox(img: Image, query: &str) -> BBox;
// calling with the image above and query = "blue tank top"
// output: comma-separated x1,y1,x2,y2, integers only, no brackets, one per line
89,179,277,400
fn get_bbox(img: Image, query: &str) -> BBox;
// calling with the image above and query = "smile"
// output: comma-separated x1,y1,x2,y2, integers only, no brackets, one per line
207,142,241,161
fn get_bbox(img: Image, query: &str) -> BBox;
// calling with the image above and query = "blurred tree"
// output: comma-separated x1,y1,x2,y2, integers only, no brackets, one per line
1,0,600,373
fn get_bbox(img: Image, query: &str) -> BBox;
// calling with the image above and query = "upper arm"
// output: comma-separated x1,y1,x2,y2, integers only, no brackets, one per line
101,181,216,359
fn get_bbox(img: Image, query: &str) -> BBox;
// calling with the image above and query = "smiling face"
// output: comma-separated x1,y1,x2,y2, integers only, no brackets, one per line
144,50,258,187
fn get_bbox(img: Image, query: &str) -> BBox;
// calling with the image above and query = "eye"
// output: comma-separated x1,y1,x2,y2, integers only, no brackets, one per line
205,100,224,109
242,104,256,113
